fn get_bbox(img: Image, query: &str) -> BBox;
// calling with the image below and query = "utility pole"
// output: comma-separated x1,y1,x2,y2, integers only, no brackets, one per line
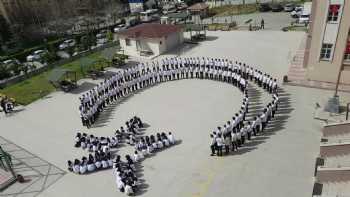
324,64,342,113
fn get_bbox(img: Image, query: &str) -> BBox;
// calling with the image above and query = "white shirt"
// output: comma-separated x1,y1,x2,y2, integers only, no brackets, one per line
216,137,224,146
168,134,175,144
125,185,133,195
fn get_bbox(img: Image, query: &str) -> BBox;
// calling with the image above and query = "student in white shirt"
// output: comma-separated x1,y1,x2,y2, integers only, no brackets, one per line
215,133,224,156
95,159,102,169
261,109,268,131
236,129,241,146
231,131,238,151
246,121,252,140
73,159,80,174
210,134,216,156
157,139,164,149
240,126,246,145
168,132,175,145
125,182,134,196
133,151,140,162
79,163,87,174
224,134,231,154
147,143,154,154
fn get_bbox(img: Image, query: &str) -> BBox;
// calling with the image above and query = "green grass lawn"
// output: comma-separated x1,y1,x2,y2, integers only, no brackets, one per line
209,4,258,17
0,52,105,105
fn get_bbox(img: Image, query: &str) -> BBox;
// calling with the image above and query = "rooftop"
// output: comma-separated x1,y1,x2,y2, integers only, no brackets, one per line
188,2,209,11
118,23,182,39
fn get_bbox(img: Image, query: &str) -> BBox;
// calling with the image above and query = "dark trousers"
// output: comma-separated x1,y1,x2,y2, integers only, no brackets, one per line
231,141,237,151
217,146,223,156
225,145,230,154
210,145,216,155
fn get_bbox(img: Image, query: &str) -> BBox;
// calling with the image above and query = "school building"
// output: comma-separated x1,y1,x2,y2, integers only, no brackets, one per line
303,0,350,84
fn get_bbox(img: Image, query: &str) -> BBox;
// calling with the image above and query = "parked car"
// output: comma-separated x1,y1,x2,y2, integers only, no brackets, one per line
291,9,302,18
259,3,271,12
26,50,47,62
284,3,295,12
114,24,126,33
298,14,310,24
59,39,76,50
295,5,303,12
3,59,20,66
96,30,108,39
96,33,105,39
271,3,283,12
96,38,108,46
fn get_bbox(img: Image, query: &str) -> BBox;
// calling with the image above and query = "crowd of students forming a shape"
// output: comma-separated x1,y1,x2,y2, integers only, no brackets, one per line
78,57,278,128
67,116,176,195
209,61,279,156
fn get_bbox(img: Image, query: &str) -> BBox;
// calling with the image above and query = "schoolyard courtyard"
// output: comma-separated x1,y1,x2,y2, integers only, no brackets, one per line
1,30,350,197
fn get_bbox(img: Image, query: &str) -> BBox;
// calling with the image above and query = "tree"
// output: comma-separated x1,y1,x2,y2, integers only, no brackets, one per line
0,63,11,80
0,15,12,43
107,30,113,42
184,0,203,6
112,54,128,67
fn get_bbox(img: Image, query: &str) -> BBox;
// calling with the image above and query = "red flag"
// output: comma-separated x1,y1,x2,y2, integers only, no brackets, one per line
346,41,350,54
329,4,340,14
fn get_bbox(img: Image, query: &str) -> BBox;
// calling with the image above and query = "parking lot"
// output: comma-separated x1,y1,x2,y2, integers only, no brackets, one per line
203,12,297,30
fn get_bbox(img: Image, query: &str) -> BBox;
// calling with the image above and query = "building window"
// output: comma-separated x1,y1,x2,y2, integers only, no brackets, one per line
125,39,131,46
327,4,341,22
320,43,333,60
344,41,350,62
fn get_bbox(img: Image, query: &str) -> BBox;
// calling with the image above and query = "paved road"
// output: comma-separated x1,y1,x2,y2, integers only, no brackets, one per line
202,12,295,30
207,0,304,7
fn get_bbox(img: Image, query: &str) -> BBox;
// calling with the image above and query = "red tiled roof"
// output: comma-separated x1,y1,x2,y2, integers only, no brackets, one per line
188,3,209,11
117,23,182,39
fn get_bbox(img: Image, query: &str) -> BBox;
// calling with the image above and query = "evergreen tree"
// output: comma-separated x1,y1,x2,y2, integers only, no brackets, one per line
0,14,12,43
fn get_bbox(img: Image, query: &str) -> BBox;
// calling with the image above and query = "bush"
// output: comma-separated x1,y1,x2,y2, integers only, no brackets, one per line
112,54,128,67
12,63,23,75
0,64,12,80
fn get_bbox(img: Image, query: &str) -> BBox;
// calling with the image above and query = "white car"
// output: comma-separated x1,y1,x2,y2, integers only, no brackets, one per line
3,59,20,65
298,14,310,24
26,50,47,62
284,3,295,12
291,10,302,18
59,39,76,50
2,59,21,68
96,33,106,39
96,38,108,47
114,24,125,33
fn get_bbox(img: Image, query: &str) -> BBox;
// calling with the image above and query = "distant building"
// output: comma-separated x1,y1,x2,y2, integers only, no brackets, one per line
128,0,144,13
117,23,184,57
187,2,209,18
304,0,350,84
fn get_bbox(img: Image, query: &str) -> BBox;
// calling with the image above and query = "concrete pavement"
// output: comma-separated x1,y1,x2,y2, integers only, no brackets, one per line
1,31,350,197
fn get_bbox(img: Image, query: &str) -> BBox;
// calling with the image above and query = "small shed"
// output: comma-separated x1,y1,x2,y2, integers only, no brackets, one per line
186,24,207,41
48,68,77,92
117,23,184,57
187,3,209,18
